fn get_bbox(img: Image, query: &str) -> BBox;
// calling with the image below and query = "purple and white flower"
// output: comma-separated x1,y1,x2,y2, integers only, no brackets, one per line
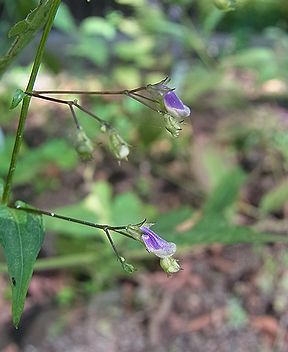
140,225,176,258
163,90,191,119
146,77,191,119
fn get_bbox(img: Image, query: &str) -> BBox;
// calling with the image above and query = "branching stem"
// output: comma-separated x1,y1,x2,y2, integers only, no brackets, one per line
25,91,108,126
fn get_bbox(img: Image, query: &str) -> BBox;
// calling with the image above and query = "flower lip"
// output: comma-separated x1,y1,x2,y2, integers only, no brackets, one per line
163,91,191,118
140,225,176,258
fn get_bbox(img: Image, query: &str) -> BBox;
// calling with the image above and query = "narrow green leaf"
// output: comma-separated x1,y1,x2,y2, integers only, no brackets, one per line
0,205,44,327
260,178,288,214
0,0,54,76
10,89,25,110
153,209,288,246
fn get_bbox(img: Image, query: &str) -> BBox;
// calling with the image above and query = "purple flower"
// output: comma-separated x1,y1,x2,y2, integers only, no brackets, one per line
163,90,191,119
140,226,176,258
146,77,190,119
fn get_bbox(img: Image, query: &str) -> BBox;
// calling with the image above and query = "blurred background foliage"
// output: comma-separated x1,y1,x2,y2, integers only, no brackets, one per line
1,0,288,300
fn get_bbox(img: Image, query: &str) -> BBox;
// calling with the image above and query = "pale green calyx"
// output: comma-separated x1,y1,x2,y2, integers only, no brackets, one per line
74,127,94,161
108,128,130,160
160,257,181,274
163,114,182,138
126,224,143,240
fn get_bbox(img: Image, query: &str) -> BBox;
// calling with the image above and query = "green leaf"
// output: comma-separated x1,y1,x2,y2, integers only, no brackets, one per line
260,178,288,213
129,169,288,249
0,205,44,327
10,89,25,110
53,3,77,34
152,208,288,246
203,168,246,216
0,138,78,186
0,0,54,76
68,37,108,67
193,141,237,192
112,192,156,225
80,17,116,40
45,181,113,237
45,182,156,238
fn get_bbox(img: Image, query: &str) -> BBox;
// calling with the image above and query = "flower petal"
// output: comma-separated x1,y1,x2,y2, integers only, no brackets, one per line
164,91,190,118
140,226,177,258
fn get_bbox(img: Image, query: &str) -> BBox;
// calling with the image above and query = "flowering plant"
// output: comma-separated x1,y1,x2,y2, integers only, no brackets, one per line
0,0,189,327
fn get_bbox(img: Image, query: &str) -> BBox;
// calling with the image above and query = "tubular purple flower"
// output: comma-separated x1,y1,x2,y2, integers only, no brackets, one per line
146,77,190,119
163,91,191,119
140,226,176,258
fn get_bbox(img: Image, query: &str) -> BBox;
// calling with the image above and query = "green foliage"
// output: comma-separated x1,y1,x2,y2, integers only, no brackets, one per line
81,17,116,40
154,207,286,247
0,138,78,186
214,0,238,12
1,0,288,328
202,168,245,216
227,297,248,328
53,2,77,34
260,179,288,214
147,169,288,247
0,0,54,76
0,205,44,327
45,181,156,237
224,47,279,82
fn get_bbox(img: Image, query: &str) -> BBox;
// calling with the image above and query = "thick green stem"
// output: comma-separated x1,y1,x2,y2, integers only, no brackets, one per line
1,0,61,205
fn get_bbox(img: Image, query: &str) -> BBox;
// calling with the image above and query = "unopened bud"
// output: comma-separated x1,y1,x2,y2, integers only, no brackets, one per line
74,127,94,161
160,257,181,274
108,128,130,160
120,256,136,273
163,114,182,138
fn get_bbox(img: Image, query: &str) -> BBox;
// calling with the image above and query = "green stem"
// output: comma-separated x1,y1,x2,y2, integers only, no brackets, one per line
25,91,107,126
1,0,61,205
13,204,141,241
104,228,123,262
31,86,148,95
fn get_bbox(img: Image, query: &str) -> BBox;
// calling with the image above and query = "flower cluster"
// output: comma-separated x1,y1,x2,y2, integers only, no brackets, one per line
26,78,188,274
